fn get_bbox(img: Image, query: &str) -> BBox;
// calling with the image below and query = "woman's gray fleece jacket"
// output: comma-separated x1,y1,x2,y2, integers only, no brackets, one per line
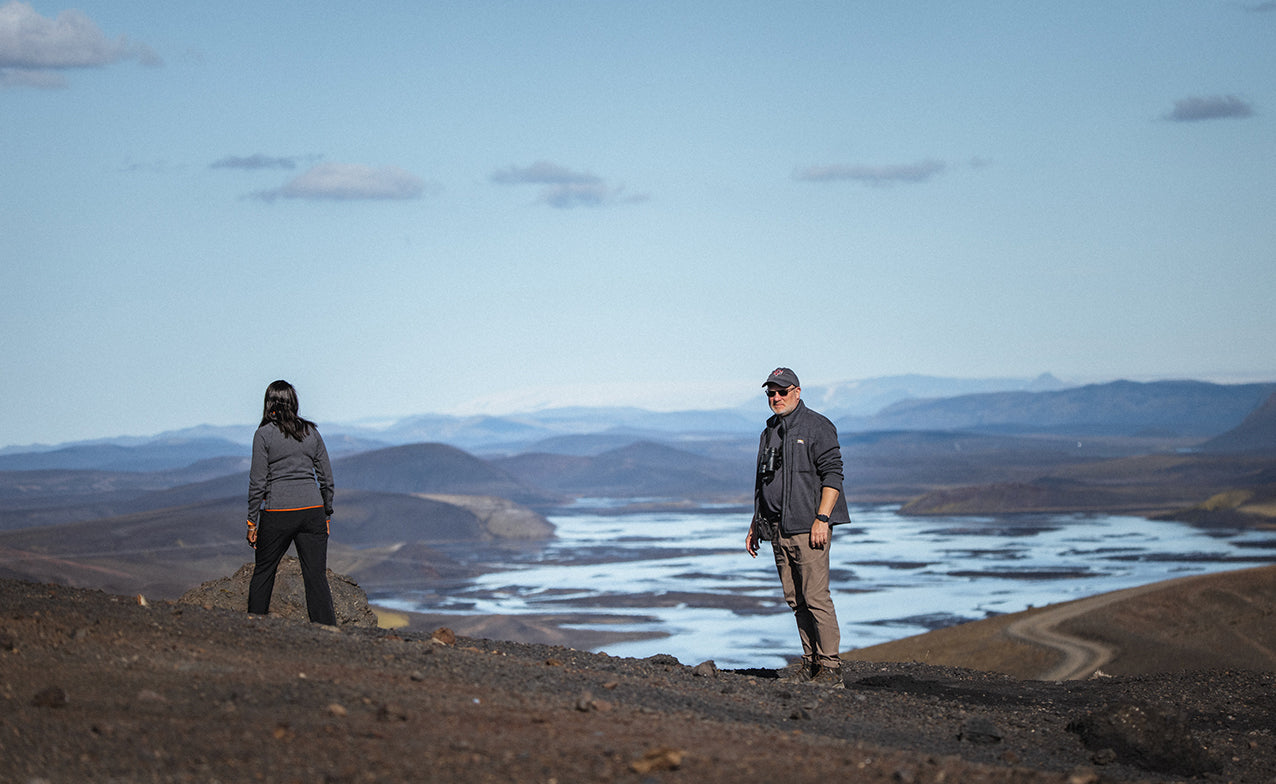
246,423,334,526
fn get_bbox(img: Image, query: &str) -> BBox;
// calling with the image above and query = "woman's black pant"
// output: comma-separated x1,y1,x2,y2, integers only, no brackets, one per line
247,506,337,625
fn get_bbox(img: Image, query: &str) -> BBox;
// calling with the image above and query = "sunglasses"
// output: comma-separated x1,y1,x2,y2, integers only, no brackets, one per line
766,387,795,398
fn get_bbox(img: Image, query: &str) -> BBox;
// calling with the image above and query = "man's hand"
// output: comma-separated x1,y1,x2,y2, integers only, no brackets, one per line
810,487,839,550
809,519,830,550
246,524,257,549
745,525,759,558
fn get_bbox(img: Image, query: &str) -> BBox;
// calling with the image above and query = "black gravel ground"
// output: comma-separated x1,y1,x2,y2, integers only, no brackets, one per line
2,578,1274,783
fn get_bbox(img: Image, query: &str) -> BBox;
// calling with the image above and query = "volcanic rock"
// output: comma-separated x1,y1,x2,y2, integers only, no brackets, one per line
178,556,379,628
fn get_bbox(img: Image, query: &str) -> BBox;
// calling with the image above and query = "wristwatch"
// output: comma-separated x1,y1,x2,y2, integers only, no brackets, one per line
815,514,830,523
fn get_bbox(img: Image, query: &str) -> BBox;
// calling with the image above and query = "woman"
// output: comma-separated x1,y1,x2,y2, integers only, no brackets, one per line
245,380,337,625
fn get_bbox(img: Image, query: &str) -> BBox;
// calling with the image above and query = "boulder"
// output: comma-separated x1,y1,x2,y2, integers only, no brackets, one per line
178,557,379,628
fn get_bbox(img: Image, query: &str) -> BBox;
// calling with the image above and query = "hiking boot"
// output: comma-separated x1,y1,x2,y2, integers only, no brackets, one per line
779,658,816,683
810,665,845,689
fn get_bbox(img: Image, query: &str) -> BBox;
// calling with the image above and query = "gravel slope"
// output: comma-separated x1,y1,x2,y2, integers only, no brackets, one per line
853,565,1276,680
3,578,1274,783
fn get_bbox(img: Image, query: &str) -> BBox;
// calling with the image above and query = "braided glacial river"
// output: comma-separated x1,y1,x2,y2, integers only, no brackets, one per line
375,506,1276,669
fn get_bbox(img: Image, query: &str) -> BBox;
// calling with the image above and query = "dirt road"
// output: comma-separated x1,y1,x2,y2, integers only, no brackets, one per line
1004,582,1170,680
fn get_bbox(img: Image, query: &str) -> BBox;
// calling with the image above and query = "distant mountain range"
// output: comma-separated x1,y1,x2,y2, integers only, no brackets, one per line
853,380,1276,437
803,372,1070,416
4,377,1272,471
3,377,1275,597
0,377,1272,527
0,373,1071,460
0,439,251,472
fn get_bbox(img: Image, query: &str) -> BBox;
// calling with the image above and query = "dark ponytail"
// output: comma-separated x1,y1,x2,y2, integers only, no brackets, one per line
260,380,317,442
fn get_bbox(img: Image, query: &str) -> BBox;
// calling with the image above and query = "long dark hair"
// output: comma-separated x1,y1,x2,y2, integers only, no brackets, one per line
260,380,317,442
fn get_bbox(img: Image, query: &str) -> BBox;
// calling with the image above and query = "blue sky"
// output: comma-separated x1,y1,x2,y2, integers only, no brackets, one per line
2,1,1273,447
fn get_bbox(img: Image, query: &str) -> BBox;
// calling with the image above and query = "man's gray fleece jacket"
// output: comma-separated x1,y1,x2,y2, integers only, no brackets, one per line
752,399,851,537
246,423,334,526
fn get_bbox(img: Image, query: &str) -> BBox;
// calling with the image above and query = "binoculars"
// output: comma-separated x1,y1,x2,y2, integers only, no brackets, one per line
759,447,782,478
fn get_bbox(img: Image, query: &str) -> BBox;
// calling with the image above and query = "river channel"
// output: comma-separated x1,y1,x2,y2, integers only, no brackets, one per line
376,505,1276,669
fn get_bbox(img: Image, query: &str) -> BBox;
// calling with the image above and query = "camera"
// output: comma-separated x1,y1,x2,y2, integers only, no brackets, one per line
759,447,782,478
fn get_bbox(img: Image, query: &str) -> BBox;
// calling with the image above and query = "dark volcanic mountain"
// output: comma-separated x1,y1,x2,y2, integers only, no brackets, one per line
0,461,252,531
1199,392,1276,455
335,442,559,506
492,440,749,500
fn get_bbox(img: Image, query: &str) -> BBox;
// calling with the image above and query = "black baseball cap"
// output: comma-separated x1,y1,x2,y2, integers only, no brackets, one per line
763,367,800,388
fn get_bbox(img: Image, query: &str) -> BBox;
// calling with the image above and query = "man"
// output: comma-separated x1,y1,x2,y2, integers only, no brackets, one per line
746,367,851,687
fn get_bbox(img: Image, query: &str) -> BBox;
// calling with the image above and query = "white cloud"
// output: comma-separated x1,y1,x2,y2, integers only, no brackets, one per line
491,160,648,208
1163,94,1255,122
0,1,160,89
490,160,602,186
211,154,309,171
794,159,947,186
542,181,649,209
252,162,428,202
541,181,614,208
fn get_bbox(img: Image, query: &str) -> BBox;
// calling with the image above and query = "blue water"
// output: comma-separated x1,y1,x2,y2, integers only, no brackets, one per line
375,506,1276,669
